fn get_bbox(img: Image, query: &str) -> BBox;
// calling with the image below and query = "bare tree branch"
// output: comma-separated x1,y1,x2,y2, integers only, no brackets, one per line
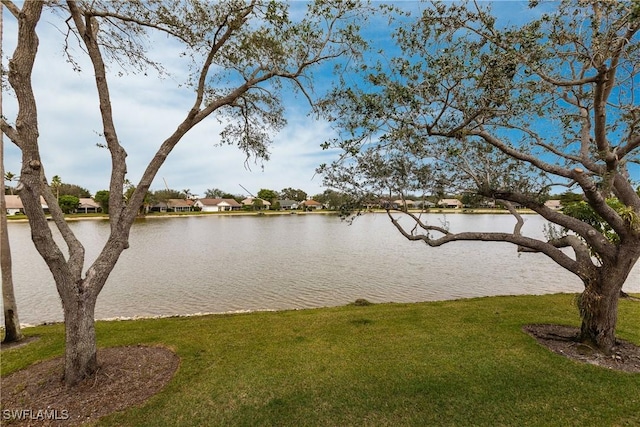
1,0,19,19
0,120,19,147
386,209,585,275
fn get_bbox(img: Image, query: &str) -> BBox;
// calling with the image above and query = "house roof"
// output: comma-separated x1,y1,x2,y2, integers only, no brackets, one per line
167,198,192,208
4,195,48,209
241,197,271,206
78,198,101,208
278,199,298,205
5,195,23,209
302,199,322,206
439,198,462,205
544,199,562,209
197,198,241,207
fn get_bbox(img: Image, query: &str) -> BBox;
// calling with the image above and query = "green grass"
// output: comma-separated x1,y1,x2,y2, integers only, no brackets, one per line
2,294,639,426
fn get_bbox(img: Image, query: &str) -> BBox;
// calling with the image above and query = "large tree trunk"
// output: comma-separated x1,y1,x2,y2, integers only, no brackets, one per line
1,126,23,344
1,205,23,343
1,198,23,342
0,1,22,342
58,257,119,385
63,292,99,385
577,271,625,355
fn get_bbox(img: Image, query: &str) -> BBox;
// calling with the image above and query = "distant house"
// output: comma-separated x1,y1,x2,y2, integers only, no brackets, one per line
478,200,496,209
149,201,169,213
381,199,433,210
167,198,192,212
544,199,562,210
4,194,48,215
241,197,271,210
438,198,463,209
301,199,323,210
76,198,102,214
194,198,242,212
278,199,299,210
419,200,437,208
149,199,194,213
5,195,24,215
393,199,417,209
379,199,394,209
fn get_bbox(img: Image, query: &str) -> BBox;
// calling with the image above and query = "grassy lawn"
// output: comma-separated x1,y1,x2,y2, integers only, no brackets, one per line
2,294,639,426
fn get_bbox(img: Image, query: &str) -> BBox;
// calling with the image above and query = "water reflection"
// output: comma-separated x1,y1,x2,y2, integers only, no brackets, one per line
4,213,639,325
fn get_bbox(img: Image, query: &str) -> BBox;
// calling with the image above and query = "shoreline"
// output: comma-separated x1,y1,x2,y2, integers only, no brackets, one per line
2,293,567,329
6,208,539,223
8,291,640,330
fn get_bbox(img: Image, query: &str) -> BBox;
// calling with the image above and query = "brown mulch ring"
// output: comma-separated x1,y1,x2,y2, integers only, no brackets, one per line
1,345,179,426
524,324,640,373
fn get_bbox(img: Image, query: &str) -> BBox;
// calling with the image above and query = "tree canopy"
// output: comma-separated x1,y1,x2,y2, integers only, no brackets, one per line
57,183,91,199
321,0,640,353
93,190,110,213
280,187,308,201
58,195,80,214
151,189,185,202
257,188,278,202
1,0,367,385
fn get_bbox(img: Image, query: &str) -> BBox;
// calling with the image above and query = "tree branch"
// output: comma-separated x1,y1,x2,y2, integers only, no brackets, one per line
40,175,85,279
67,0,128,229
571,167,630,239
518,234,594,268
616,134,640,160
486,189,617,260
386,209,585,276
471,130,574,179
85,9,189,43
190,2,255,115
0,119,20,147
1,0,20,19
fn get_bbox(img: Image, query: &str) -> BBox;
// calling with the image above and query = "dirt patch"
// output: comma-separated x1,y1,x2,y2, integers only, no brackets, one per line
524,324,640,373
0,345,179,426
1,336,41,352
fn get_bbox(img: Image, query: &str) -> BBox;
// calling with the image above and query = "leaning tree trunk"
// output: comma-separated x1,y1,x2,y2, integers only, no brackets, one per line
0,3,23,344
1,197,23,343
1,206,23,343
577,273,624,355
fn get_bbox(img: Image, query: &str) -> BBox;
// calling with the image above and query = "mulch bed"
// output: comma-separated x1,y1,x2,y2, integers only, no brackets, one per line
523,324,640,373
1,345,179,426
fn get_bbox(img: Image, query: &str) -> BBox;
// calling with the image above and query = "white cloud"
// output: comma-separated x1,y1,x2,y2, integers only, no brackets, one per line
3,2,569,200
2,6,338,198
146,112,339,197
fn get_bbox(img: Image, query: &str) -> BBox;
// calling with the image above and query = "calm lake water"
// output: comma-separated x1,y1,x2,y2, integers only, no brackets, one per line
4,213,639,326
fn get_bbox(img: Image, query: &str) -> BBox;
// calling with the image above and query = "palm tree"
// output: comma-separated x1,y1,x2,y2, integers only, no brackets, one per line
51,175,62,201
4,171,17,195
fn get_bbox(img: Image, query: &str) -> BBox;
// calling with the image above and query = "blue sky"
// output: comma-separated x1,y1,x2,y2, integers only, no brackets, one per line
2,1,587,199
2,2,354,198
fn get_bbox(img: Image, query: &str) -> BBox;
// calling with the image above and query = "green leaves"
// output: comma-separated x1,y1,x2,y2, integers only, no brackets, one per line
561,197,640,246
58,195,80,214
320,0,639,218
